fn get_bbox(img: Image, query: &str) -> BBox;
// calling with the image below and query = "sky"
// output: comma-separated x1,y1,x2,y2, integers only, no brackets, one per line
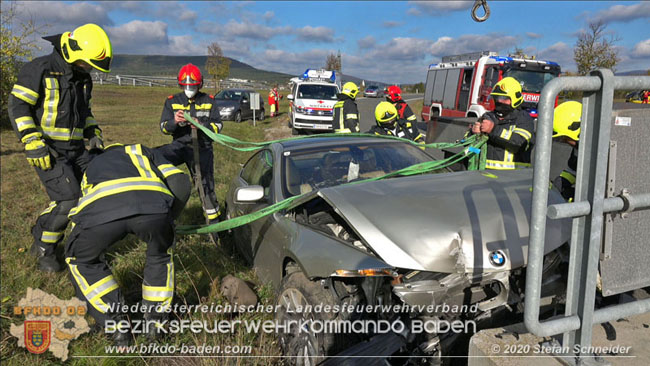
8,1,650,84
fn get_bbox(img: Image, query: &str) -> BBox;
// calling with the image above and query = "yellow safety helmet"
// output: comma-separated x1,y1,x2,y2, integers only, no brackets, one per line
553,101,582,141
491,77,523,108
341,82,359,99
61,24,112,72
375,101,398,126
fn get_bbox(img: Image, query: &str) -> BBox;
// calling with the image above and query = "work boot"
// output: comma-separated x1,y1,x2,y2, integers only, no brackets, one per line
30,243,63,272
143,311,167,341
108,314,132,348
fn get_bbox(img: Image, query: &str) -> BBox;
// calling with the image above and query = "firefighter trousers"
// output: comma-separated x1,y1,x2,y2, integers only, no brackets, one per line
64,213,175,325
32,148,89,255
156,141,220,222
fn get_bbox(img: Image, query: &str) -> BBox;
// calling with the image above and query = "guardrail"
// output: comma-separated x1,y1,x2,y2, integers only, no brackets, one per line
91,73,273,90
524,69,650,363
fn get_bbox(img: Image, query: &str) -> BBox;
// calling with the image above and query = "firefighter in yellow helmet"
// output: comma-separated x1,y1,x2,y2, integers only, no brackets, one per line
469,77,534,170
8,24,112,272
332,82,360,133
552,101,582,201
369,102,424,144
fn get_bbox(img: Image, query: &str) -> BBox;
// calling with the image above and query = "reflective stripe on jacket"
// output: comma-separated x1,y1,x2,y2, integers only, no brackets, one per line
68,144,184,227
479,109,534,170
332,95,359,133
8,45,99,149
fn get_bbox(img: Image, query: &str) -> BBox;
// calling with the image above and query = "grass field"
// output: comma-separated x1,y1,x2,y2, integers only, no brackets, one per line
1,85,293,365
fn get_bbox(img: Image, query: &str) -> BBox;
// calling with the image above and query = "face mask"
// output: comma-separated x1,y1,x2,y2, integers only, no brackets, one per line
494,102,514,117
183,85,199,99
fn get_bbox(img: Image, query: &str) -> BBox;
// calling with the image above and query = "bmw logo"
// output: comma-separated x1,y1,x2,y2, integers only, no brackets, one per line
489,250,506,267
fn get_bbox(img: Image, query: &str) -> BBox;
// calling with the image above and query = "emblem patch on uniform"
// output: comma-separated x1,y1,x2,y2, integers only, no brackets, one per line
25,320,51,354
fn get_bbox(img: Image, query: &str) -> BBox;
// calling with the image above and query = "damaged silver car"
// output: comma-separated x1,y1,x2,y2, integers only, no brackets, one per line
225,137,571,365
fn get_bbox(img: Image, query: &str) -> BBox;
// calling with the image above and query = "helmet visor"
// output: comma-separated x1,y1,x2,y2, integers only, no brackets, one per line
88,56,112,72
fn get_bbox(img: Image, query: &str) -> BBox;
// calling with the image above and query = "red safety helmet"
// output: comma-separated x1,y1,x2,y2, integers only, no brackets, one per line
386,85,402,102
178,63,203,87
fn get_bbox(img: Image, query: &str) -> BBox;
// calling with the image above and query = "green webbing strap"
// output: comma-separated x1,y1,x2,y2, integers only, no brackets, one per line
175,123,488,235
184,112,475,152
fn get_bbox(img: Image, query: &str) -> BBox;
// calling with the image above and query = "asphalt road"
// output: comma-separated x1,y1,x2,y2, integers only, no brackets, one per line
356,93,423,132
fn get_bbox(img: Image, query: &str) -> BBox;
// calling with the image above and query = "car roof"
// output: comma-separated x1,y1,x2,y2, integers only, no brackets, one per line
221,88,254,92
276,136,409,152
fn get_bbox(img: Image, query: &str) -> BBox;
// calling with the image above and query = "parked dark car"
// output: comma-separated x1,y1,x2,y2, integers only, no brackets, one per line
225,136,571,364
214,88,265,123
363,85,380,98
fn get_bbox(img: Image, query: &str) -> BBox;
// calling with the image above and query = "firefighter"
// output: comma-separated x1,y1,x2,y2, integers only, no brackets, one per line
332,82,360,133
386,85,417,124
470,77,534,170
8,24,112,272
157,64,222,242
65,143,191,345
552,101,582,201
369,102,424,144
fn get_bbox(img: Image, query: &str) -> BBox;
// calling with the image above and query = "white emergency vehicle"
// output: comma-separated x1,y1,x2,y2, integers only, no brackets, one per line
288,69,341,135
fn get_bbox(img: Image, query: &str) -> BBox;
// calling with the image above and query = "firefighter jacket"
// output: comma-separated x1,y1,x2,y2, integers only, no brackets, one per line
394,100,417,123
332,95,360,133
368,119,424,143
159,92,222,148
8,41,100,151
553,146,577,201
68,144,186,228
478,109,534,170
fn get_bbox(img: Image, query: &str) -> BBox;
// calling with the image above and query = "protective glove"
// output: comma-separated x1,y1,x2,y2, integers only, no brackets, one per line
88,128,104,151
25,139,52,170
88,135,104,151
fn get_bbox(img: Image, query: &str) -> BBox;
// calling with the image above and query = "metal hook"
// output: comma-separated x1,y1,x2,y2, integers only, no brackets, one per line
471,0,490,22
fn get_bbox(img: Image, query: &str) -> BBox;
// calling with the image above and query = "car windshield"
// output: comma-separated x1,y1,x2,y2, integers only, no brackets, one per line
503,69,558,93
297,84,338,100
283,141,436,196
367,86,378,91
214,90,243,100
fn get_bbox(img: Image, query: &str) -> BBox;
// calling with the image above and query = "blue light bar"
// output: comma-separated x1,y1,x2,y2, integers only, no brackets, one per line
429,63,438,68
546,61,559,66
490,56,513,62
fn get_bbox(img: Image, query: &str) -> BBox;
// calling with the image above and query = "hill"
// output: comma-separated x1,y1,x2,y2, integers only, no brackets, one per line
110,55,390,87
110,55,293,85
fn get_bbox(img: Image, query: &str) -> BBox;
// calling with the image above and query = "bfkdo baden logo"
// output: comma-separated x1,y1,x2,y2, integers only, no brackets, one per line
24,320,51,354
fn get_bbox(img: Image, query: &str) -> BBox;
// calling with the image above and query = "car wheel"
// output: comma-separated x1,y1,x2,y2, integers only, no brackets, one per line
276,269,344,365
291,126,300,135
234,111,242,123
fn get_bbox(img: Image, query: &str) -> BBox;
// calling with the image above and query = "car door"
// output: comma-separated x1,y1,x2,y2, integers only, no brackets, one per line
241,92,251,119
231,149,274,261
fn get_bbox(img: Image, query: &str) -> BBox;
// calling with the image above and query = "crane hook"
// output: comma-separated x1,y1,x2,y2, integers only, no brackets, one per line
471,0,490,22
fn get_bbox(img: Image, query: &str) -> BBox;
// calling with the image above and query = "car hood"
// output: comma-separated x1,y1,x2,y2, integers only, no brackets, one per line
214,100,240,109
317,169,571,273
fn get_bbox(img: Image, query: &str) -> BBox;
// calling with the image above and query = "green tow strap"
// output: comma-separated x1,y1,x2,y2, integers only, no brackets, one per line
176,113,487,235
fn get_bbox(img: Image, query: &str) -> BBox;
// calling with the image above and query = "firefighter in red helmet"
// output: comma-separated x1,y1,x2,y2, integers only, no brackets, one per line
157,64,222,242
386,85,417,125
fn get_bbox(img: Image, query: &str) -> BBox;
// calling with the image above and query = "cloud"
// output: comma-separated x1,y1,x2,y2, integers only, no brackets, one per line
429,34,519,57
631,39,650,58
536,42,575,71
526,32,543,40
295,26,337,43
218,19,291,40
357,36,376,49
106,20,169,54
589,2,650,24
14,1,113,31
407,1,473,16
263,11,274,21
253,49,331,75
382,21,402,28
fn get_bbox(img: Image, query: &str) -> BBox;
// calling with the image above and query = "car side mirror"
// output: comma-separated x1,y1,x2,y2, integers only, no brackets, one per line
235,186,264,203
287,94,294,101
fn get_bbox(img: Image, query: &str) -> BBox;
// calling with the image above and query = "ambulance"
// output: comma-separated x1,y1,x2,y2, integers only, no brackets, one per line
288,69,341,134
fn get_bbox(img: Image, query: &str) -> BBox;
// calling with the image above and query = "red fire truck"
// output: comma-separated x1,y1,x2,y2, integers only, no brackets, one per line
421,51,561,121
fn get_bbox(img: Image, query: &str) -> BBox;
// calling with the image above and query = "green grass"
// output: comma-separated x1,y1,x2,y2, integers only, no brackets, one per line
1,84,292,365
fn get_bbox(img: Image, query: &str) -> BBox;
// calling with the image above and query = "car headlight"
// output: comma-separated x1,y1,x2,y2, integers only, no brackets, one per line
295,106,306,113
